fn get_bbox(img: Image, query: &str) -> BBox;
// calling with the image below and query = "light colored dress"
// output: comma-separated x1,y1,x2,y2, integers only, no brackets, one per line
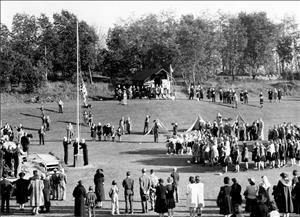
196,182,205,208
186,183,198,208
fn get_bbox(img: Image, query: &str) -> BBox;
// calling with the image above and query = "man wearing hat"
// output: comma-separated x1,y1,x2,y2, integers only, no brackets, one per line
0,172,13,213
139,168,151,213
122,171,134,214
63,137,70,165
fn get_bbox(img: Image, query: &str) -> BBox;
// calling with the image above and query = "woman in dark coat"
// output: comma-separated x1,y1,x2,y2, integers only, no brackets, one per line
217,176,233,217
276,172,293,217
230,178,242,208
94,169,105,207
165,177,176,217
14,172,30,210
154,178,168,217
73,180,86,217
292,177,300,214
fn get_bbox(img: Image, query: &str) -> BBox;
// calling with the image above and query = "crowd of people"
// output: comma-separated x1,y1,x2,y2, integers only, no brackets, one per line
0,168,67,215
188,85,283,108
115,84,174,102
88,116,132,142
217,170,300,217
71,167,204,217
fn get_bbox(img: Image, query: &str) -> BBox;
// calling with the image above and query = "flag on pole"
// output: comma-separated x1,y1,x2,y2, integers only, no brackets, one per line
170,64,174,75
80,74,88,99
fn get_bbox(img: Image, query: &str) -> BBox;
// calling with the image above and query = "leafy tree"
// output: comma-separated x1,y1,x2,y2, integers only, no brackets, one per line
238,12,277,75
221,16,247,80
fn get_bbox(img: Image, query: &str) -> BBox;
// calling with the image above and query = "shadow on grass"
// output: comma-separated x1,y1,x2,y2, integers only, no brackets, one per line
245,103,261,108
44,108,60,113
88,96,115,101
20,112,42,119
120,149,165,155
23,126,40,131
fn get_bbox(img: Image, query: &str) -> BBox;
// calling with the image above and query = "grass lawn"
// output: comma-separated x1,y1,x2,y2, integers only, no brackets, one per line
1,96,300,217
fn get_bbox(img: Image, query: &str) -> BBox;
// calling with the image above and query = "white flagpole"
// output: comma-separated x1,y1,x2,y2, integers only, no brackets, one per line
76,20,80,167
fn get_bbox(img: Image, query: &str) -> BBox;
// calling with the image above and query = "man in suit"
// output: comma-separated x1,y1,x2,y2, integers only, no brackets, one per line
122,171,134,214
0,172,13,213
149,169,158,211
139,168,151,213
170,167,180,203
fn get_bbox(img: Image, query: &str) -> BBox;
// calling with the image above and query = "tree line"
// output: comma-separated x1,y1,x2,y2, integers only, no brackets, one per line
0,10,299,92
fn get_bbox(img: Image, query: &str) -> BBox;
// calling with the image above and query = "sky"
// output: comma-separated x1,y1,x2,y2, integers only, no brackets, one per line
1,1,300,32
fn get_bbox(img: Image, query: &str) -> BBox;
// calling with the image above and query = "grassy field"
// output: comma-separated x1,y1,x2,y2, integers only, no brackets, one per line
1,96,300,217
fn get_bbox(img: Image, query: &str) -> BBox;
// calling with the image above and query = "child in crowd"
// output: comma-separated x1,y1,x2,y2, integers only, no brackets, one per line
109,180,119,215
86,186,97,217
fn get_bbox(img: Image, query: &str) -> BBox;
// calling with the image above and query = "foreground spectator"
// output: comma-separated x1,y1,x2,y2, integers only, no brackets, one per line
155,178,168,217
217,176,232,217
73,180,86,217
86,186,97,217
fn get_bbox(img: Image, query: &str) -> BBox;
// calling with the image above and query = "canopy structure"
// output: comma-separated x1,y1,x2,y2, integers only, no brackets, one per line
145,119,169,135
235,114,246,127
185,116,206,132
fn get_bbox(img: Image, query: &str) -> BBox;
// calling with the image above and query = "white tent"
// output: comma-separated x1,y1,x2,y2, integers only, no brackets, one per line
185,116,206,132
145,119,169,135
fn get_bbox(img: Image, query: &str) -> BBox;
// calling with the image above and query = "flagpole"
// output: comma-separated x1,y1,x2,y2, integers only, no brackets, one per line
76,20,80,167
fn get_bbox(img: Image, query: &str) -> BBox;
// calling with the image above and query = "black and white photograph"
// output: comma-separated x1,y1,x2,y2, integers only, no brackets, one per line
0,1,300,216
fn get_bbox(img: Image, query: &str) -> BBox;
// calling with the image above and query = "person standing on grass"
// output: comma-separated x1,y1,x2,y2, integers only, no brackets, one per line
268,89,273,103
154,178,168,217
186,176,198,217
119,117,125,135
259,92,264,108
170,167,179,203
86,186,97,217
73,138,79,167
195,176,204,217
63,137,70,165
94,169,105,208
96,122,102,141
230,178,242,209
122,171,134,214
217,176,233,217
79,139,88,166
109,180,120,215
241,143,249,171
166,177,176,217
149,169,159,211
50,169,60,200
58,169,67,201
45,115,51,131
126,117,132,134
90,123,97,141
58,98,64,113
153,120,159,143
28,172,44,215
40,173,51,213
0,172,13,214
276,172,294,217
13,171,29,211
244,178,258,214
38,125,45,145
139,168,151,213
73,180,86,217
144,115,150,134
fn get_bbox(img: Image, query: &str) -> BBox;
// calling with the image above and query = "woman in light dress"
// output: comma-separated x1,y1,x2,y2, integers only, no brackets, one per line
186,176,198,217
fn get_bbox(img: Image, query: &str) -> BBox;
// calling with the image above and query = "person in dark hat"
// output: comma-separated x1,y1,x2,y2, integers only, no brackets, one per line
0,172,13,213
79,138,88,166
276,172,293,217
73,180,86,217
14,171,30,210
